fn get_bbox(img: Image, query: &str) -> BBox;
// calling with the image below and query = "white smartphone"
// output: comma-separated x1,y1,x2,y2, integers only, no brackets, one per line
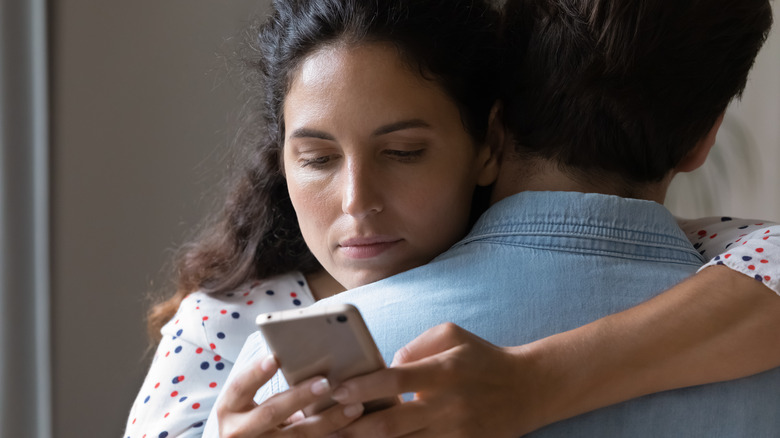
256,303,399,416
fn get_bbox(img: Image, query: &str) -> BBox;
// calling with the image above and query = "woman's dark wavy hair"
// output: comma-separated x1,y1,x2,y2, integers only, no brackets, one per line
147,0,503,341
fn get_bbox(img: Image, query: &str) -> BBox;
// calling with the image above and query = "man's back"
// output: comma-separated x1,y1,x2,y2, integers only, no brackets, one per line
317,191,780,436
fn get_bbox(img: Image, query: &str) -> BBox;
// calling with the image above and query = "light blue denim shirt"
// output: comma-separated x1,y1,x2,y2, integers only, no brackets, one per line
207,191,780,437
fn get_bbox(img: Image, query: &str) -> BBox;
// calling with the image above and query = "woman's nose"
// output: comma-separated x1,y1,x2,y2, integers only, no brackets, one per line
341,161,383,217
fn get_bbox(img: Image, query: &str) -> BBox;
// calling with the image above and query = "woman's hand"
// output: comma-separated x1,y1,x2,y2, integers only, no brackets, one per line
215,355,365,437
328,323,543,438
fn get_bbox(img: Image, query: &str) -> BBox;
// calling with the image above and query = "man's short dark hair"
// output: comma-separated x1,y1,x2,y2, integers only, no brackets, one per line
503,0,773,182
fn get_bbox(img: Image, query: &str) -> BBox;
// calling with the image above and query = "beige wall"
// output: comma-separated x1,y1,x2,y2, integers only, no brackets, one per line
51,1,265,436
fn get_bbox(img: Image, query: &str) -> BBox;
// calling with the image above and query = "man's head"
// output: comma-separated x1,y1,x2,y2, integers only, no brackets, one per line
502,0,773,186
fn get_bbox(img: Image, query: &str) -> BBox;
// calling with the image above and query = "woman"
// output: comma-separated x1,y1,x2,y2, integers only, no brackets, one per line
124,0,779,437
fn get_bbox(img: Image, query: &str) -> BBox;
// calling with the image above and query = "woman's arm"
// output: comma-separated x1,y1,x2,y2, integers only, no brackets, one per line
329,226,780,437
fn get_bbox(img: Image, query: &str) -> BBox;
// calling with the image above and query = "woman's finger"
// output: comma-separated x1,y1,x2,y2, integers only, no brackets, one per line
336,399,432,438
243,374,334,430
222,355,280,411
276,401,365,437
391,322,472,365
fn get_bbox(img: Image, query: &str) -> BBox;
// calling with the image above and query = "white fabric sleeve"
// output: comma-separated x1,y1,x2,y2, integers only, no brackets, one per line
678,216,780,295
123,295,231,438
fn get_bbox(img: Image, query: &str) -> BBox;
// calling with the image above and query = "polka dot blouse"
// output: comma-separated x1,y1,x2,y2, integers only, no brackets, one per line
123,272,315,438
678,217,779,293
124,217,780,438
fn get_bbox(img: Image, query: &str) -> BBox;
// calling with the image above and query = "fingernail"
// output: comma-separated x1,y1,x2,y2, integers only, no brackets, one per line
260,355,277,372
331,386,349,402
343,403,364,418
311,378,331,395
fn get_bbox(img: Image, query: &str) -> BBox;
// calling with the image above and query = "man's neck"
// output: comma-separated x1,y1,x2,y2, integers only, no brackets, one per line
491,155,672,206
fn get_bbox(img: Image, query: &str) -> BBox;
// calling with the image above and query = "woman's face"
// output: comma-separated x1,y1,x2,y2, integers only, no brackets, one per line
283,43,497,289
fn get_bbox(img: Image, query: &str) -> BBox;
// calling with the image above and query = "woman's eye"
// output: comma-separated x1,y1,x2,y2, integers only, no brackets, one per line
300,155,333,168
383,149,425,162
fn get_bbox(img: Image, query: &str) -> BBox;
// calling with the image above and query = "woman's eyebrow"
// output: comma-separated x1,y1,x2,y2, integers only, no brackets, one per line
288,128,335,140
371,119,431,137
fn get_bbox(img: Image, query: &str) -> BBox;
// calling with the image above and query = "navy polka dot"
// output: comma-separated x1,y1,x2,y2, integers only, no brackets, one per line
297,280,305,286
226,292,234,297
293,299,302,306
721,217,732,222
200,362,210,370
172,376,182,384
716,261,725,265
192,422,204,428
231,312,240,319
176,329,183,337
266,290,275,295
174,346,183,353
755,274,764,281
179,396,188,402
217,332,226,339
144,395,150,403
216,363,225,371
159,432,169,438
743,256,752,261
738,225,749,229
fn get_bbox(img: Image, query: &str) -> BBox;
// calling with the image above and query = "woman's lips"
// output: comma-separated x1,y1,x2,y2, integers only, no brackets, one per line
338,236,402,259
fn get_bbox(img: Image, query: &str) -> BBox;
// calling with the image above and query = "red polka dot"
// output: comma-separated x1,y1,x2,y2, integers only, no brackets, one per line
243,292,250,297
724,254,731,259
171,391,178,397
756,248,765,253
196,306,200,310
709,233,718,239
764,237,770,240
220,309,227,314
214,355,222,362
748,265,756,271
756,223,764,226
210,343,216,350
174,319,180,325
164,412,170,418
761,260,769,264
195,347,203,354
154,382,160,389
765,276,772,282
132,418,136,424
193,403,201,410
697,230,707,237
290,292,298,298
202,316,209,321
766,230,771,234
178,375,185,382
247,300,254,305
165,351,170,357
209,382,217,388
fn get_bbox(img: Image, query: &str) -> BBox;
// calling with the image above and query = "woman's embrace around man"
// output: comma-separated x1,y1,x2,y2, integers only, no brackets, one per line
125,0,780,437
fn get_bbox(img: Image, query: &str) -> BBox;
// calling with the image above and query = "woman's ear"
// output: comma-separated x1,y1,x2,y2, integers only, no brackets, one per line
676,112,725,173
475,102,504,186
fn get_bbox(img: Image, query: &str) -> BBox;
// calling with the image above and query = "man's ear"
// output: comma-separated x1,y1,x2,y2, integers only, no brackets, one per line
676,112,725,173
475,102,505,186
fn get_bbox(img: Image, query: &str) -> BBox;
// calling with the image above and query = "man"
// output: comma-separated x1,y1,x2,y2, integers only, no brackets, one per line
212,1,780,436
